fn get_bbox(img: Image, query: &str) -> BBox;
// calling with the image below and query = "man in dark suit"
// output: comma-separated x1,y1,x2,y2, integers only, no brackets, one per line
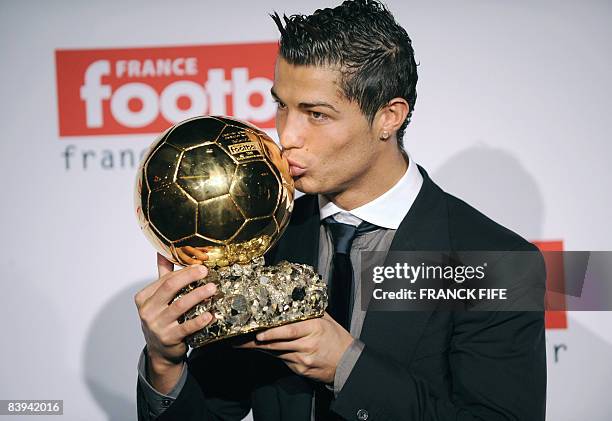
135,1,546,419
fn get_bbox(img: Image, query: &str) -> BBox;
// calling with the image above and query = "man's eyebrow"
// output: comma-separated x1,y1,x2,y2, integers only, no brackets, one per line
270,88,340,114
300,101,340,113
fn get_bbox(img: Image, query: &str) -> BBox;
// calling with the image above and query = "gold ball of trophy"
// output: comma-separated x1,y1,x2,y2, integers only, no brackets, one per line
135,116,327,347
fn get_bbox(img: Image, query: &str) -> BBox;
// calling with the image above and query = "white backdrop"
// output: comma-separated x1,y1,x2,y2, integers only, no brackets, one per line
1,0,611,419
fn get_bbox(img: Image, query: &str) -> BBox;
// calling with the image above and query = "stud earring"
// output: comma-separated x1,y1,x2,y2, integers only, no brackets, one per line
380,131,390,140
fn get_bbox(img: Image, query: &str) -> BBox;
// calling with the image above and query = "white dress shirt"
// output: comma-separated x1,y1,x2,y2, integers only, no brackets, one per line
318,152,423,227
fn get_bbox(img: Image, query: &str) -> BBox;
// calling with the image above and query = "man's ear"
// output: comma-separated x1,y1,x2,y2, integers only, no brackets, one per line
374,98,409,141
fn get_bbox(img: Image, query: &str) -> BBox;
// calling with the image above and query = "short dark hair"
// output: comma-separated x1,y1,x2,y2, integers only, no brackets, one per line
271,0,418,145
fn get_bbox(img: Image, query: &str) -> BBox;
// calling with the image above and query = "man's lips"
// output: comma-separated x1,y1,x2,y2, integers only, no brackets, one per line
285,158,307,177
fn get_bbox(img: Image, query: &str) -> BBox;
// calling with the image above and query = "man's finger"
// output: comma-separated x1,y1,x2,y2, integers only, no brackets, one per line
152,265,209,308
274,351,302,365
158,281,217,325
182,246,209,260
234,339,258,349
176,248,204,265
165,311,215,343
234,341,301,359
247,339,307,353
255,321,309,342
134,254,174,308
157,253,175,278
322,312,334,322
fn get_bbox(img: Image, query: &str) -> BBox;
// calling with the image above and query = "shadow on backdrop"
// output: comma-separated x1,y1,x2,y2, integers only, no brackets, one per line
431,144,544,240
83,280,149,421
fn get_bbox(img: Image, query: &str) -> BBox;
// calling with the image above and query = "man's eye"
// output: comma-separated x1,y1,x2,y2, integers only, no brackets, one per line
311,111,327,120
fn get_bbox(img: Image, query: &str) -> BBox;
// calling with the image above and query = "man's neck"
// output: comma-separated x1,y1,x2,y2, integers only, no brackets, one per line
324,147,408,211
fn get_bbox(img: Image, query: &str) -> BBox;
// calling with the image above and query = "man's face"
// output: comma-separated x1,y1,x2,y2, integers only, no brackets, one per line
272,57,382,200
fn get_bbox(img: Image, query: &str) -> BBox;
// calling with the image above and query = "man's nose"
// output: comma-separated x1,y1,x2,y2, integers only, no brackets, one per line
279,113,304,150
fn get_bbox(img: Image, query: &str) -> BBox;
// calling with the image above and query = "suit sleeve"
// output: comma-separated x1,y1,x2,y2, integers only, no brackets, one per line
330,247,547,421
137,346,188,419
137,343,254,421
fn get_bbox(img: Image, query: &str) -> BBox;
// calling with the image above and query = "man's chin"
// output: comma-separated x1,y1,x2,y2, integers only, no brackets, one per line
293,177,318,195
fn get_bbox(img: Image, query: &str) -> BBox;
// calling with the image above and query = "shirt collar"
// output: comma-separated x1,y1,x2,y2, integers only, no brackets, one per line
318,153,423,229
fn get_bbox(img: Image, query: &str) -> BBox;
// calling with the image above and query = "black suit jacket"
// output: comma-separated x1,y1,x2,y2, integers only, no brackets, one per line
137,166,547,421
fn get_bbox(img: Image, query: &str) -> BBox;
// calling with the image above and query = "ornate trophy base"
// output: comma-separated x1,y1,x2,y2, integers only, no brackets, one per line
172,257,328,348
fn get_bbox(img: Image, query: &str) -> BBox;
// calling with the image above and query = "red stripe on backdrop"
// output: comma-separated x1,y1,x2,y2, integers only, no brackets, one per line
532,240,568,329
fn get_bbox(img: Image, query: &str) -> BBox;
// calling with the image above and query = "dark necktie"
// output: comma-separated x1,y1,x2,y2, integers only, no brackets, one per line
314,216,379,420
325,217,378,330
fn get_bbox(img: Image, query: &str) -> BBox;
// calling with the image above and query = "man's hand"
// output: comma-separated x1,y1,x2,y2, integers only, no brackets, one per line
236,312,354,384
134,253,217,393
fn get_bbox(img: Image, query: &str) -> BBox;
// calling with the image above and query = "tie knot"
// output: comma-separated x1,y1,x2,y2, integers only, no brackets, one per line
323,217,379,254
326,221,357,254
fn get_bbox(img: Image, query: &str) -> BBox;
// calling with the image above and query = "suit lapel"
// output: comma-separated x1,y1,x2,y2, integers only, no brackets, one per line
269,194,320,269
360,166,451,363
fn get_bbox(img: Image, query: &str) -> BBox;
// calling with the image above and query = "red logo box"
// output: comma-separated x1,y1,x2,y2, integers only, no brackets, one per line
55,42,278,137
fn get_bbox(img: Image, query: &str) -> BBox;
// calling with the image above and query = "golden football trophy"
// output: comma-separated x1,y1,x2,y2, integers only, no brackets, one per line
135,116,327,347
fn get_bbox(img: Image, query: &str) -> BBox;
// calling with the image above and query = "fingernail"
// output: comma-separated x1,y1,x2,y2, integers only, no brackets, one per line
207,283,217,294
198,265,207,275
256,333,264,341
